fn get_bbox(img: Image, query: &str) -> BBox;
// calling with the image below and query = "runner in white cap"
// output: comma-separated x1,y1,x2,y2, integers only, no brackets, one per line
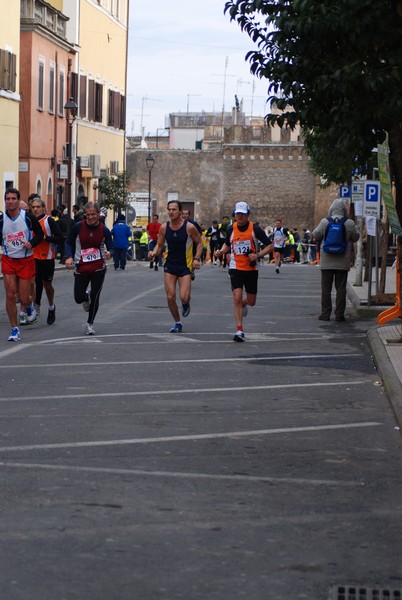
216,201,273,342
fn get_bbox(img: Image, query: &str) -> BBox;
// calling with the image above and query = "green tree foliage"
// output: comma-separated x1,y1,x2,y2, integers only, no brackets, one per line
97,171,130,213
224,0,402,220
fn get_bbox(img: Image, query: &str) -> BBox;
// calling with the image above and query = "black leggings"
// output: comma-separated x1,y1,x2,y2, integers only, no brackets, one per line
74,269,106,325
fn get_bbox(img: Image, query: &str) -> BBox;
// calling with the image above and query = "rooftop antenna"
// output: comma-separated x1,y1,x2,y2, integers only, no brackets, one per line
221,56,229,129
140,95,162,134
211,56,237,129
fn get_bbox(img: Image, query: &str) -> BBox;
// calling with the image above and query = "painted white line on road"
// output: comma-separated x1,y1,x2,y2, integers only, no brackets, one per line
0,460,364,487
0,379,367,403
0,421,381,453
0,343,31,360
0,352,363,370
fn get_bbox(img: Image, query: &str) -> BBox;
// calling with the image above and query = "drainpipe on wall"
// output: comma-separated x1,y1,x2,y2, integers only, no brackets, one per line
53,51,58,209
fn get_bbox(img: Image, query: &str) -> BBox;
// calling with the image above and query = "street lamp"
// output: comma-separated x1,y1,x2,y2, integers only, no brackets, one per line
146,152,155,224
64,97,78,216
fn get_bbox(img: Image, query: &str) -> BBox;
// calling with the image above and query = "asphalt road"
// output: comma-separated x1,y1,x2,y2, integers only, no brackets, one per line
0,260,401,600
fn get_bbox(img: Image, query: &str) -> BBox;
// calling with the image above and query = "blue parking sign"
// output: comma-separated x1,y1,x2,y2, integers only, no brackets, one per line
364,180,381,218
339,185,351,198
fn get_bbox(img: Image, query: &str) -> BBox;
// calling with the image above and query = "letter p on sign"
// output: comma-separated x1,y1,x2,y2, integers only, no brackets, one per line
364,181,381,218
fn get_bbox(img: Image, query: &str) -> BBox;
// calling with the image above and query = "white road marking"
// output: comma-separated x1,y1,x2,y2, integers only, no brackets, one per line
0,421,381,453
0,460,364,487
0,343,31,358
0,352,363,370
0,379,367,403
0,330,363,351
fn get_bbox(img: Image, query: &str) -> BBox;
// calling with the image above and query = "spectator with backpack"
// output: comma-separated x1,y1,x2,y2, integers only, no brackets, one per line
313,199,359,322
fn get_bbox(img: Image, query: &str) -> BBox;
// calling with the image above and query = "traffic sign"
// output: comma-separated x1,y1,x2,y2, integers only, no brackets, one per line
339,185,351,198
363,180,381,218
351,182,364,203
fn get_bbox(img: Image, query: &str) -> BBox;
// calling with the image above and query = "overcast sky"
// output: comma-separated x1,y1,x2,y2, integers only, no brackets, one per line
126,0,270,137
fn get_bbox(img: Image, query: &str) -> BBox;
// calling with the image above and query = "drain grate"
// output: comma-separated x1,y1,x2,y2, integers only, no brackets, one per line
330,586,402,600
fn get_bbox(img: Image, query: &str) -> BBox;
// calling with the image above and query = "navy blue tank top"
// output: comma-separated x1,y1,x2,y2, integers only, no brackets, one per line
164,221,192,274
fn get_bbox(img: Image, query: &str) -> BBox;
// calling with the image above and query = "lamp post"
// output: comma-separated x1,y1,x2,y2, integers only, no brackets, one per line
64,97,78,216
146,152,155,224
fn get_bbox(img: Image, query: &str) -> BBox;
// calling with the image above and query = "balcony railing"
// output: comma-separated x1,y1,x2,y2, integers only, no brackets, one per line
20,0,67,39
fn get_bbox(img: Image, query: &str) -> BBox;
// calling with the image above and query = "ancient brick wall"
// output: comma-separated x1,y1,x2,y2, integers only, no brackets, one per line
126,144,335,230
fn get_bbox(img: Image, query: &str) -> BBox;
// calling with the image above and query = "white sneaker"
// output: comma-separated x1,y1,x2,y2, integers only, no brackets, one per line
19,312,27,326
26,307,37,324
85,323,95,335
8,327,21,342
34,303,41,316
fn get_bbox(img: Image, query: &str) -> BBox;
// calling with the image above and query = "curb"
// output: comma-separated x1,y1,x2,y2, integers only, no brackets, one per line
367,327,402,429
347,282,391,318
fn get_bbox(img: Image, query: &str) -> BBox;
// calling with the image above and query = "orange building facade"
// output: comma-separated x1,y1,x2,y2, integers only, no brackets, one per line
19,2,74,208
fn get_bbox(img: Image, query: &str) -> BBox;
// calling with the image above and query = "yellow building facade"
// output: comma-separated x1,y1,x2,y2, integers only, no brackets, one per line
0,4,20,208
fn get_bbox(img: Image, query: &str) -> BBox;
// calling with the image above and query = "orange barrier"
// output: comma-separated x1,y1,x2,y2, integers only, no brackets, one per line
310,252,320,265
377,253,402,325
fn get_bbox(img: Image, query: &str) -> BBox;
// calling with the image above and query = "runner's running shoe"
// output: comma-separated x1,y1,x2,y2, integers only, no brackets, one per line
47,306,56,325
233,330,245,342
170,323,183,333
85,323,95,335
25,305,37,324
8,327,21,342
182,303,191,318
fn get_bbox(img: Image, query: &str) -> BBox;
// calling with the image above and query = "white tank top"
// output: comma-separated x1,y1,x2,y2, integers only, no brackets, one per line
2,210,33,258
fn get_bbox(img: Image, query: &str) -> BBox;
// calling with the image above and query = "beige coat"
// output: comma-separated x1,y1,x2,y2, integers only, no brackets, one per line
313,199,360,271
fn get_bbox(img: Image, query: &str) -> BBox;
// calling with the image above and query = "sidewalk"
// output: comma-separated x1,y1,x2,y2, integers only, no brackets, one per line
347,266,402,426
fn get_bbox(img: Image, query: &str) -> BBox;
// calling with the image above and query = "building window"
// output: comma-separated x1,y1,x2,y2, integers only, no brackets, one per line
88,79,95,121
58,68,65,116
0,49,17,92
108,91,125,129
95,82,103,123
38,58,45,110
120,94,126,130
79,74,87,118
87,79,104,123
108,90,120,127
49,63,55,114
71,72,78,108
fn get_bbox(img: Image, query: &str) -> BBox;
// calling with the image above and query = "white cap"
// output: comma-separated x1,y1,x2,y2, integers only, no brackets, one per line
234,201,250,214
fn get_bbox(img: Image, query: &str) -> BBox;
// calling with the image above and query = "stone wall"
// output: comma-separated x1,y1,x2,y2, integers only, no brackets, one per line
126,143,335,230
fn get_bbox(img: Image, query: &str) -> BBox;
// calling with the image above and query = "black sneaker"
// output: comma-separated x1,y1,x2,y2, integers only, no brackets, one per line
47,306,56,325
233,330,245,342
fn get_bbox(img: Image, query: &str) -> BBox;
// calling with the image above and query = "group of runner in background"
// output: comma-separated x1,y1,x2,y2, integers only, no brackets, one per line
0,187,321,343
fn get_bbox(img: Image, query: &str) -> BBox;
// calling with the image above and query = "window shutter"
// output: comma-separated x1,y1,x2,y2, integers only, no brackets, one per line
79,75,87,118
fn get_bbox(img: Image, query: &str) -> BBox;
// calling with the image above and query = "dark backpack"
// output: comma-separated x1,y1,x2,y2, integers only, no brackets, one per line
323,217,347,254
